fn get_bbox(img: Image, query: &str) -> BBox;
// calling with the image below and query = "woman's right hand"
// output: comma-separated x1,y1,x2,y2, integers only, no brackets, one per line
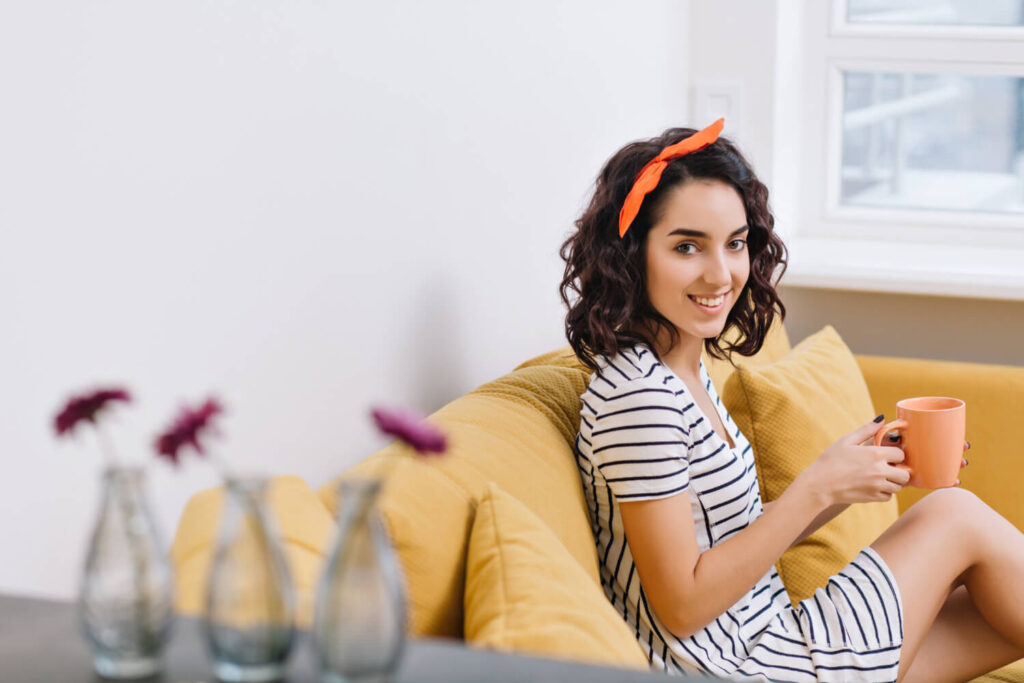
796,417,911,507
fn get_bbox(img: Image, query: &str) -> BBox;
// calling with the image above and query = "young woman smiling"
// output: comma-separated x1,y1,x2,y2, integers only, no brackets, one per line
559,120,1024,682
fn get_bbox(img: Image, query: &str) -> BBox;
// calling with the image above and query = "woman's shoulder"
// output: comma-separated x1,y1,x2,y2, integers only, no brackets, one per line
584,344,685,414
590,342,661,384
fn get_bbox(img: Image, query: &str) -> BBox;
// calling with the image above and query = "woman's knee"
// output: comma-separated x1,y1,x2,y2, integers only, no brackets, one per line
920,487,981,509
910,488,992,538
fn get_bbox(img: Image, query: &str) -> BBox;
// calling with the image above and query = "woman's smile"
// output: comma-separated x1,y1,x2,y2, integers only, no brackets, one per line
687,292,729,313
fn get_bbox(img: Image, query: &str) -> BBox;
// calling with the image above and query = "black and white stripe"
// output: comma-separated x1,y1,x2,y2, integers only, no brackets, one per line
575,344,904,680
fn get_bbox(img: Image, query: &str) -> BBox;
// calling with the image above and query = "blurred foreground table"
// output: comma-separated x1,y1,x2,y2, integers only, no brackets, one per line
0,594,677,682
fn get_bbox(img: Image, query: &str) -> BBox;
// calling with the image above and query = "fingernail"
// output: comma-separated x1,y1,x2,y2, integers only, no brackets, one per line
965,458,969,465
873,414,885,423
956,479,961,486
967,441,971,449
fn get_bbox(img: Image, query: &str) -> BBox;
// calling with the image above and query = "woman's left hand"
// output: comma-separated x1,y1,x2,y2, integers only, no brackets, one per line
863,434,970,479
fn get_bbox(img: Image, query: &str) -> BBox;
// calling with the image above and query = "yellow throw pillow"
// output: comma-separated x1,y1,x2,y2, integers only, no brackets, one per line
464,482,649,670
721,325,899,604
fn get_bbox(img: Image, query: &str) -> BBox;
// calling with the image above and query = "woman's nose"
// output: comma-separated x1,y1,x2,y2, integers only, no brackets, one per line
704,250,732,286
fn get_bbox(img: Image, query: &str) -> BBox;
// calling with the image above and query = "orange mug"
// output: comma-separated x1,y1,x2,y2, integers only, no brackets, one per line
873,397,966,489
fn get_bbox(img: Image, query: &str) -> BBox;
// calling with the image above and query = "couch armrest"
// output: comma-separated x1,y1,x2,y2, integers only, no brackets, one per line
856,355,1024,529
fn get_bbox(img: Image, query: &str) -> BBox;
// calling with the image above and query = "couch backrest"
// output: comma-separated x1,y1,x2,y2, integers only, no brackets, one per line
321,321,791,639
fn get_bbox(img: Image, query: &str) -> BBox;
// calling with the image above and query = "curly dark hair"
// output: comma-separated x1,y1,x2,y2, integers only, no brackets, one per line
560,126,788,372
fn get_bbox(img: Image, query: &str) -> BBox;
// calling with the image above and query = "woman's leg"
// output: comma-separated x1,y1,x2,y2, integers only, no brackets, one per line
900,586,1024,683
869,488,1024,682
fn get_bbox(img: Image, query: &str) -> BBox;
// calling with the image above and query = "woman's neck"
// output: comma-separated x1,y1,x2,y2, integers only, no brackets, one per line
651,329,703,381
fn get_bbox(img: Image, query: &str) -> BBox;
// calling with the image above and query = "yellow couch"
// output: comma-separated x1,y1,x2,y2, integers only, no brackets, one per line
170,323,1024,681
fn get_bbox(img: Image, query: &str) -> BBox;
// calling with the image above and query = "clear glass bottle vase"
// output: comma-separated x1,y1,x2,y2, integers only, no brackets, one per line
204,476,295,682
79,466,174,679
313,478,407,683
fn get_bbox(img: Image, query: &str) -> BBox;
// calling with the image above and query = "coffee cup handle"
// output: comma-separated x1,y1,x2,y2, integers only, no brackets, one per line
874,419,910,475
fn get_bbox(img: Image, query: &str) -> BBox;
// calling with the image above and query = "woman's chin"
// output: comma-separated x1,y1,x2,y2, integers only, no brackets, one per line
679,322,728,341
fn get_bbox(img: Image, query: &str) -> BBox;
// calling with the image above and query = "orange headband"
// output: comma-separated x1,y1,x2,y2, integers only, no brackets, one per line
617,118,725,238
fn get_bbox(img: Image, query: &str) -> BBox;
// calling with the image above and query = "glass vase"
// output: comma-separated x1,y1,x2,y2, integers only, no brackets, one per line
79,466,174,679
314,478,407,683
204,476,295,682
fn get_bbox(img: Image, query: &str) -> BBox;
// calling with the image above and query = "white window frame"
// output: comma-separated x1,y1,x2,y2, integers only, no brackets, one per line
782,0,1024,300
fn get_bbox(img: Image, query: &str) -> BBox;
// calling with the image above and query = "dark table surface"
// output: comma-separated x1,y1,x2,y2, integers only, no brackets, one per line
0,594,682,682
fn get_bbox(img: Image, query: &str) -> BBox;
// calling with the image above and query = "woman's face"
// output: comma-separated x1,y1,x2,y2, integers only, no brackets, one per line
644,179,750,349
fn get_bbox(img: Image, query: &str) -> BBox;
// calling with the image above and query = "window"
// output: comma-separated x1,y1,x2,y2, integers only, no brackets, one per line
783,0,1024,298
846,1,1024,28
840,71,1024,216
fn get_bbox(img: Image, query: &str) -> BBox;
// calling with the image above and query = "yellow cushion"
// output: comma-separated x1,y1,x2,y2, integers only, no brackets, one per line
974,660,1024,682
464,482,648,670
318,379,601,639
170,475,335,629
721,325,899,604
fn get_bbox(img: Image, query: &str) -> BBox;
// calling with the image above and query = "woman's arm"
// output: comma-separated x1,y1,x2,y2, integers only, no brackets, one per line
768,439,968,547
620,418,907,640
621,474,823,638
762,501,850,547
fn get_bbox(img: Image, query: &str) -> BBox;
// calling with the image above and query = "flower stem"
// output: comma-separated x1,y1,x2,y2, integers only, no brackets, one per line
93,424,122,468
111,470,154,653
94,429,152,647
206,448,234,481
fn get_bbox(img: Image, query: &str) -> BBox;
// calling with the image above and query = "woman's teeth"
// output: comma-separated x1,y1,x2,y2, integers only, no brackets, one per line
689,294,725,307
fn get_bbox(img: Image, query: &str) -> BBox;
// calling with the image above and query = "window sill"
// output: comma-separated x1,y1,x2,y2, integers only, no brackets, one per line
781,237,1024,301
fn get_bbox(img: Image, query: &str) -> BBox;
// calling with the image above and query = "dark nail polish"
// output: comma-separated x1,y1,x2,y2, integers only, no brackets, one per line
873,414,885,423
965,458,969,465
966,441,971,449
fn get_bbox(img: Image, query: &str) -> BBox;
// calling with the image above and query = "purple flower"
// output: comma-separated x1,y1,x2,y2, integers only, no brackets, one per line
54,388,132,437
154,398,223,465
371,406,447,456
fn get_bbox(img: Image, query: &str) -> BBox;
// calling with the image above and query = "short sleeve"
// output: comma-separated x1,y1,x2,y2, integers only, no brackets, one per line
585,376,692,502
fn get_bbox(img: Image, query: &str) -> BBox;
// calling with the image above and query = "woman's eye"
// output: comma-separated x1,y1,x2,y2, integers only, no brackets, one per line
675,243,697,255
729,239,748,250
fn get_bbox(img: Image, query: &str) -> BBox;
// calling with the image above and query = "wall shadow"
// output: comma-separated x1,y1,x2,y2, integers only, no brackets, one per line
779,286,1024,367
404,274,471,413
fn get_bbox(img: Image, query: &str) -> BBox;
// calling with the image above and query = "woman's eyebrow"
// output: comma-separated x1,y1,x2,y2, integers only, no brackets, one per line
667,225,749,238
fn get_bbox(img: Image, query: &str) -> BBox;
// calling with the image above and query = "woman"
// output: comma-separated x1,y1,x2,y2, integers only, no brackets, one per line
559,119,1024,682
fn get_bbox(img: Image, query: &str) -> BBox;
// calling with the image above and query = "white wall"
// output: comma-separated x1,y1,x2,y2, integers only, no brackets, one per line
0,1,690,599
687,1,780,187
686,0,802,239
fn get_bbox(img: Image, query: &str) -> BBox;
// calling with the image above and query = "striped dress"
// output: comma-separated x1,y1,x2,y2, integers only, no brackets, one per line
575,344,904,682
